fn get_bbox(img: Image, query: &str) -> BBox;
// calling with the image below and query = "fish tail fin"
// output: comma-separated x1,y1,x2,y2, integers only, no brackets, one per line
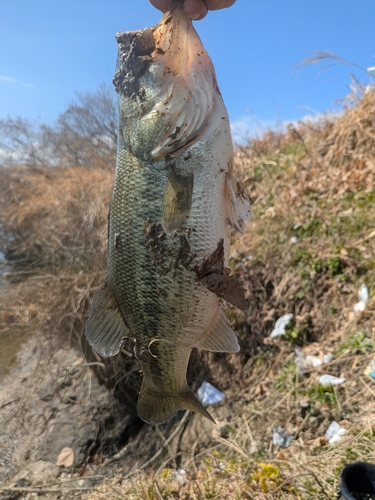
137,383,215,424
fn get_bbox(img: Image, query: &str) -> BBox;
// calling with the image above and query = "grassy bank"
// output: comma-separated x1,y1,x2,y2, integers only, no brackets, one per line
1,88,375,498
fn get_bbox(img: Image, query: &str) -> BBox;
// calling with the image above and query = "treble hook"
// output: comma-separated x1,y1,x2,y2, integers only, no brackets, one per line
119,336,137,357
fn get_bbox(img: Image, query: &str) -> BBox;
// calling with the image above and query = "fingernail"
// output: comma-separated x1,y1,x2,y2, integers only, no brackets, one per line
187,12,200,19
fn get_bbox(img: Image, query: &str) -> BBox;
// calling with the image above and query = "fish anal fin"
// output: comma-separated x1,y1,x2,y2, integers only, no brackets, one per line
225,174,251,233
85,279,129,357
199,309,239,353
137,383,215,424
162,170,194,234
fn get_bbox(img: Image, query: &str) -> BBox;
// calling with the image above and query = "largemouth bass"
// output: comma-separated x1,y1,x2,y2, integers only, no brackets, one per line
85,2,250,424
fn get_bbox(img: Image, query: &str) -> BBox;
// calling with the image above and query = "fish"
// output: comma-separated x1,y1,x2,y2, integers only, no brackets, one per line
85,1,251,424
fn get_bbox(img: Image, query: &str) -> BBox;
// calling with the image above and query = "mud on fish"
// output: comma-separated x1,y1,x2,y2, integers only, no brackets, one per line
85,1,251,424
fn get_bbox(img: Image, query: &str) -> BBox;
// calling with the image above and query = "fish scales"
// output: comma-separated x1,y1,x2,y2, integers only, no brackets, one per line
85,2,251,424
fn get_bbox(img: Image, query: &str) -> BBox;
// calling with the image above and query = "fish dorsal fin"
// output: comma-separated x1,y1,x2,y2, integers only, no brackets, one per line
199,308,240,353
225,174,251,233
162,169,194,234
85,279,129,357
137,384,215,424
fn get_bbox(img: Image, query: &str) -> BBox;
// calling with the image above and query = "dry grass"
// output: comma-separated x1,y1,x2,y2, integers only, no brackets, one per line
0,165,141,406
0,166,112,274
79,87,375,499
0,166,112,384
1,87,375,498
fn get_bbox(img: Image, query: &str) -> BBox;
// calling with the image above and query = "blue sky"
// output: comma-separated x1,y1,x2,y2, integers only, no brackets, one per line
1,0,374,139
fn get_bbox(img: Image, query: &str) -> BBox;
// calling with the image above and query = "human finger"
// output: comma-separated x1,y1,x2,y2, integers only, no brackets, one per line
149,0,170,13
204,0,236,10
183,0,208,20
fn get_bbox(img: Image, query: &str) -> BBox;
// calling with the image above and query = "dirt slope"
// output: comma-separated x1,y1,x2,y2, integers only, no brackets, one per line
0,88,375,499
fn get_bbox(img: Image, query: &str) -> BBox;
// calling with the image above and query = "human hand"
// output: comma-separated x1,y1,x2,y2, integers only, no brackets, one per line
149,0,236,20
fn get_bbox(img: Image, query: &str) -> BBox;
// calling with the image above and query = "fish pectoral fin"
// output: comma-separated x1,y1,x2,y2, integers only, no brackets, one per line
225,174,251,233
137,384,215,424
199,309,240,353
85,279,129,357
162,169,194,234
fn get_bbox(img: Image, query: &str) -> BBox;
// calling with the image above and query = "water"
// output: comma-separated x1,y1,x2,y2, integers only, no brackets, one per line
0,329,30,382
0,253,30,383
0,254,8,291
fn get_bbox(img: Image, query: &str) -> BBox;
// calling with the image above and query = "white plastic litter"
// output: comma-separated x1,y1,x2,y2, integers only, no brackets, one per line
325,421,346,444
197,381,225,406
353,284,369,312
295,350,321,375
295,350,335,376
270,314,293,338
319,374,346,387
170,469,187,485
290,236,298,244
364,356,375,378
272,426,294,448
323,353,334,364
305,355,323,368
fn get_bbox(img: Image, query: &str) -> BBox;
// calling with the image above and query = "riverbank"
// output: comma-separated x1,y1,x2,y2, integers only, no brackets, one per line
0,87,375,498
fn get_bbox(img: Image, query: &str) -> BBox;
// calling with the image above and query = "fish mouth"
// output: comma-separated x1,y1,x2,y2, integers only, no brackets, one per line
114,4,220,159
151,6,220,157
113,27,156,96
152,5,213,81
114,3,217,94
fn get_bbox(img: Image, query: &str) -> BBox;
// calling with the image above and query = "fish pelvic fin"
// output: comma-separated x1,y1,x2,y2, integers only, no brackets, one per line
199,308,240,353
225,174,251,233
85,279,129,357
162,170,194,234
137,383,215,424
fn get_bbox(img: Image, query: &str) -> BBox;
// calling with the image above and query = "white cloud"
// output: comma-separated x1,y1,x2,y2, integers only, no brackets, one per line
230,112,328,144
230,115,286,144
0,147,25,164
0,75,34,88
21,81,35,88
0,75,16,83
